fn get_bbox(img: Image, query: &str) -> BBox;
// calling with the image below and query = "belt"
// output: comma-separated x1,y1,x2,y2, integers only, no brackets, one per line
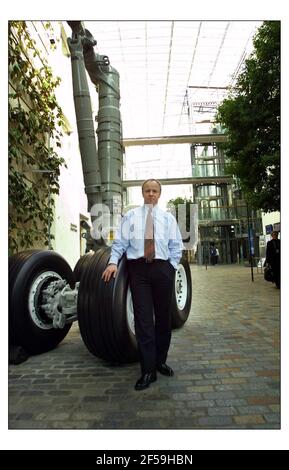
137,257,165,264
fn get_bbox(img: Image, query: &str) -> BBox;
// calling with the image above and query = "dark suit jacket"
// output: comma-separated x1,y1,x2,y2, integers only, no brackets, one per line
266,239,280,270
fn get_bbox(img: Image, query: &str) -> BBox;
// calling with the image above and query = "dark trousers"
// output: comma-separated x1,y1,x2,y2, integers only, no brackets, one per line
272,262,280,289
127,259,175,374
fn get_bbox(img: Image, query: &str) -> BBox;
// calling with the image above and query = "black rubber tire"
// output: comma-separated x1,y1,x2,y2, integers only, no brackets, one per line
171,255,192,329
9,250,75,355
77,247,138,363
73,252,94,282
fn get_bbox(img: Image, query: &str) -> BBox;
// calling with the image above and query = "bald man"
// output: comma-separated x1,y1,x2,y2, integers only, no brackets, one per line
102,179,183,390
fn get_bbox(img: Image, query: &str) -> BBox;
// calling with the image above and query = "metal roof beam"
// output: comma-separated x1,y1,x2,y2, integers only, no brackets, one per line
123,133,228,146
123,176,233,187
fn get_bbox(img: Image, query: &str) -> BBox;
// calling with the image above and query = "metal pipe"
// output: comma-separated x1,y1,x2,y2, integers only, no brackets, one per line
83,46,123,214
67,23,123,241
67,33,102,212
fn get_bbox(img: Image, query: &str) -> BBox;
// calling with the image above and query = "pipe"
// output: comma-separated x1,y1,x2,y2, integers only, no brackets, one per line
67,23,123,242
67,33,102,212
83,44,123,215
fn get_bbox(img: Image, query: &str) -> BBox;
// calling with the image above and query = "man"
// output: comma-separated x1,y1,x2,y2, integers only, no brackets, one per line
215,247,219,265
102,179,183,390
265,231,280,289
209,242,217,265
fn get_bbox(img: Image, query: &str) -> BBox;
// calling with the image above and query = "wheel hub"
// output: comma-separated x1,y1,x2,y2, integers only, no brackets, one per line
175,265,188,311
28,271,63,329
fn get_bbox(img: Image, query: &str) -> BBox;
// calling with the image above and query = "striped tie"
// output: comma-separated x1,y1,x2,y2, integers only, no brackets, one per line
144,207,155,261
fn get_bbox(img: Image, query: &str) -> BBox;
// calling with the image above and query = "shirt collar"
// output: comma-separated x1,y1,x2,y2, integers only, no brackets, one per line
143,204,158,214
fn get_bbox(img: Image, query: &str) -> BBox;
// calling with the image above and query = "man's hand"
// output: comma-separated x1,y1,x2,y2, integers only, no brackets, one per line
102,263,118,282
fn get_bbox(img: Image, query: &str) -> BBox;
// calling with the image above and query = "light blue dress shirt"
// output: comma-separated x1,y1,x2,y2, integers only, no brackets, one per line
108,204,184,269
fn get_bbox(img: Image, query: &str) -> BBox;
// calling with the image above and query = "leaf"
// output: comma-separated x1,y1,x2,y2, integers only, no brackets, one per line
9,21,66,252
216,21,280,212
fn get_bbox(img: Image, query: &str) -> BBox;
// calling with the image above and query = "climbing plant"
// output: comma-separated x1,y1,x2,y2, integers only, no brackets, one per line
9,21,66,253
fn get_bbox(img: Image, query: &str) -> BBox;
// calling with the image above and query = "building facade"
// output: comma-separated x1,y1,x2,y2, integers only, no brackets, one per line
191,141,263,265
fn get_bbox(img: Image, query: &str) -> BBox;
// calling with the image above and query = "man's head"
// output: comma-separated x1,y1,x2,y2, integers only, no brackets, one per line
271,231,279,239
142,179,161,206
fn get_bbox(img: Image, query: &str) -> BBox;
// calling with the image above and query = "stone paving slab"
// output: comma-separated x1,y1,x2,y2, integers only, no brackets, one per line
8,264,280,429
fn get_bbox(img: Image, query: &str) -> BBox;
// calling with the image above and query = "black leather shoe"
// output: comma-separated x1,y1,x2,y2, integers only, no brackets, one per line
134,372,157,391
157,363,174,376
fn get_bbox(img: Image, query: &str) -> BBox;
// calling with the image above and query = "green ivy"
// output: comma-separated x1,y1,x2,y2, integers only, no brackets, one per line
9,21,66,253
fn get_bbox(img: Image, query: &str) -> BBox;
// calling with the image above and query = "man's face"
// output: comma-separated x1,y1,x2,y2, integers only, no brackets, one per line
142,181,161,206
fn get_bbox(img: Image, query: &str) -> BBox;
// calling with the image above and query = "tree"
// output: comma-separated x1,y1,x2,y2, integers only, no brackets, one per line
217,21,280,212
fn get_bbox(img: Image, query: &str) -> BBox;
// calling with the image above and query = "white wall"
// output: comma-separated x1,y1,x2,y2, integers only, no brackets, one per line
28,21,90,270
49,23,90,269
261,211,280,235
51,132,89,269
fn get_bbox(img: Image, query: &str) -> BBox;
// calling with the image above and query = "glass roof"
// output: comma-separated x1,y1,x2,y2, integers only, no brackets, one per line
88,21,263,138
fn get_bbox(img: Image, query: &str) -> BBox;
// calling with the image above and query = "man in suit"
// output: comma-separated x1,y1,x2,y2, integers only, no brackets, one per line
102,179,183,390
266,231,280,289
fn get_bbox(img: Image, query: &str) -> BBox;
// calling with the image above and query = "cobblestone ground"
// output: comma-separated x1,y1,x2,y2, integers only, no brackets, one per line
8,264,280,429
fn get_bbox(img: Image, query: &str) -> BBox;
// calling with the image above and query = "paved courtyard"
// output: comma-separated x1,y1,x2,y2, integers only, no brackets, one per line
8,264,280,429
